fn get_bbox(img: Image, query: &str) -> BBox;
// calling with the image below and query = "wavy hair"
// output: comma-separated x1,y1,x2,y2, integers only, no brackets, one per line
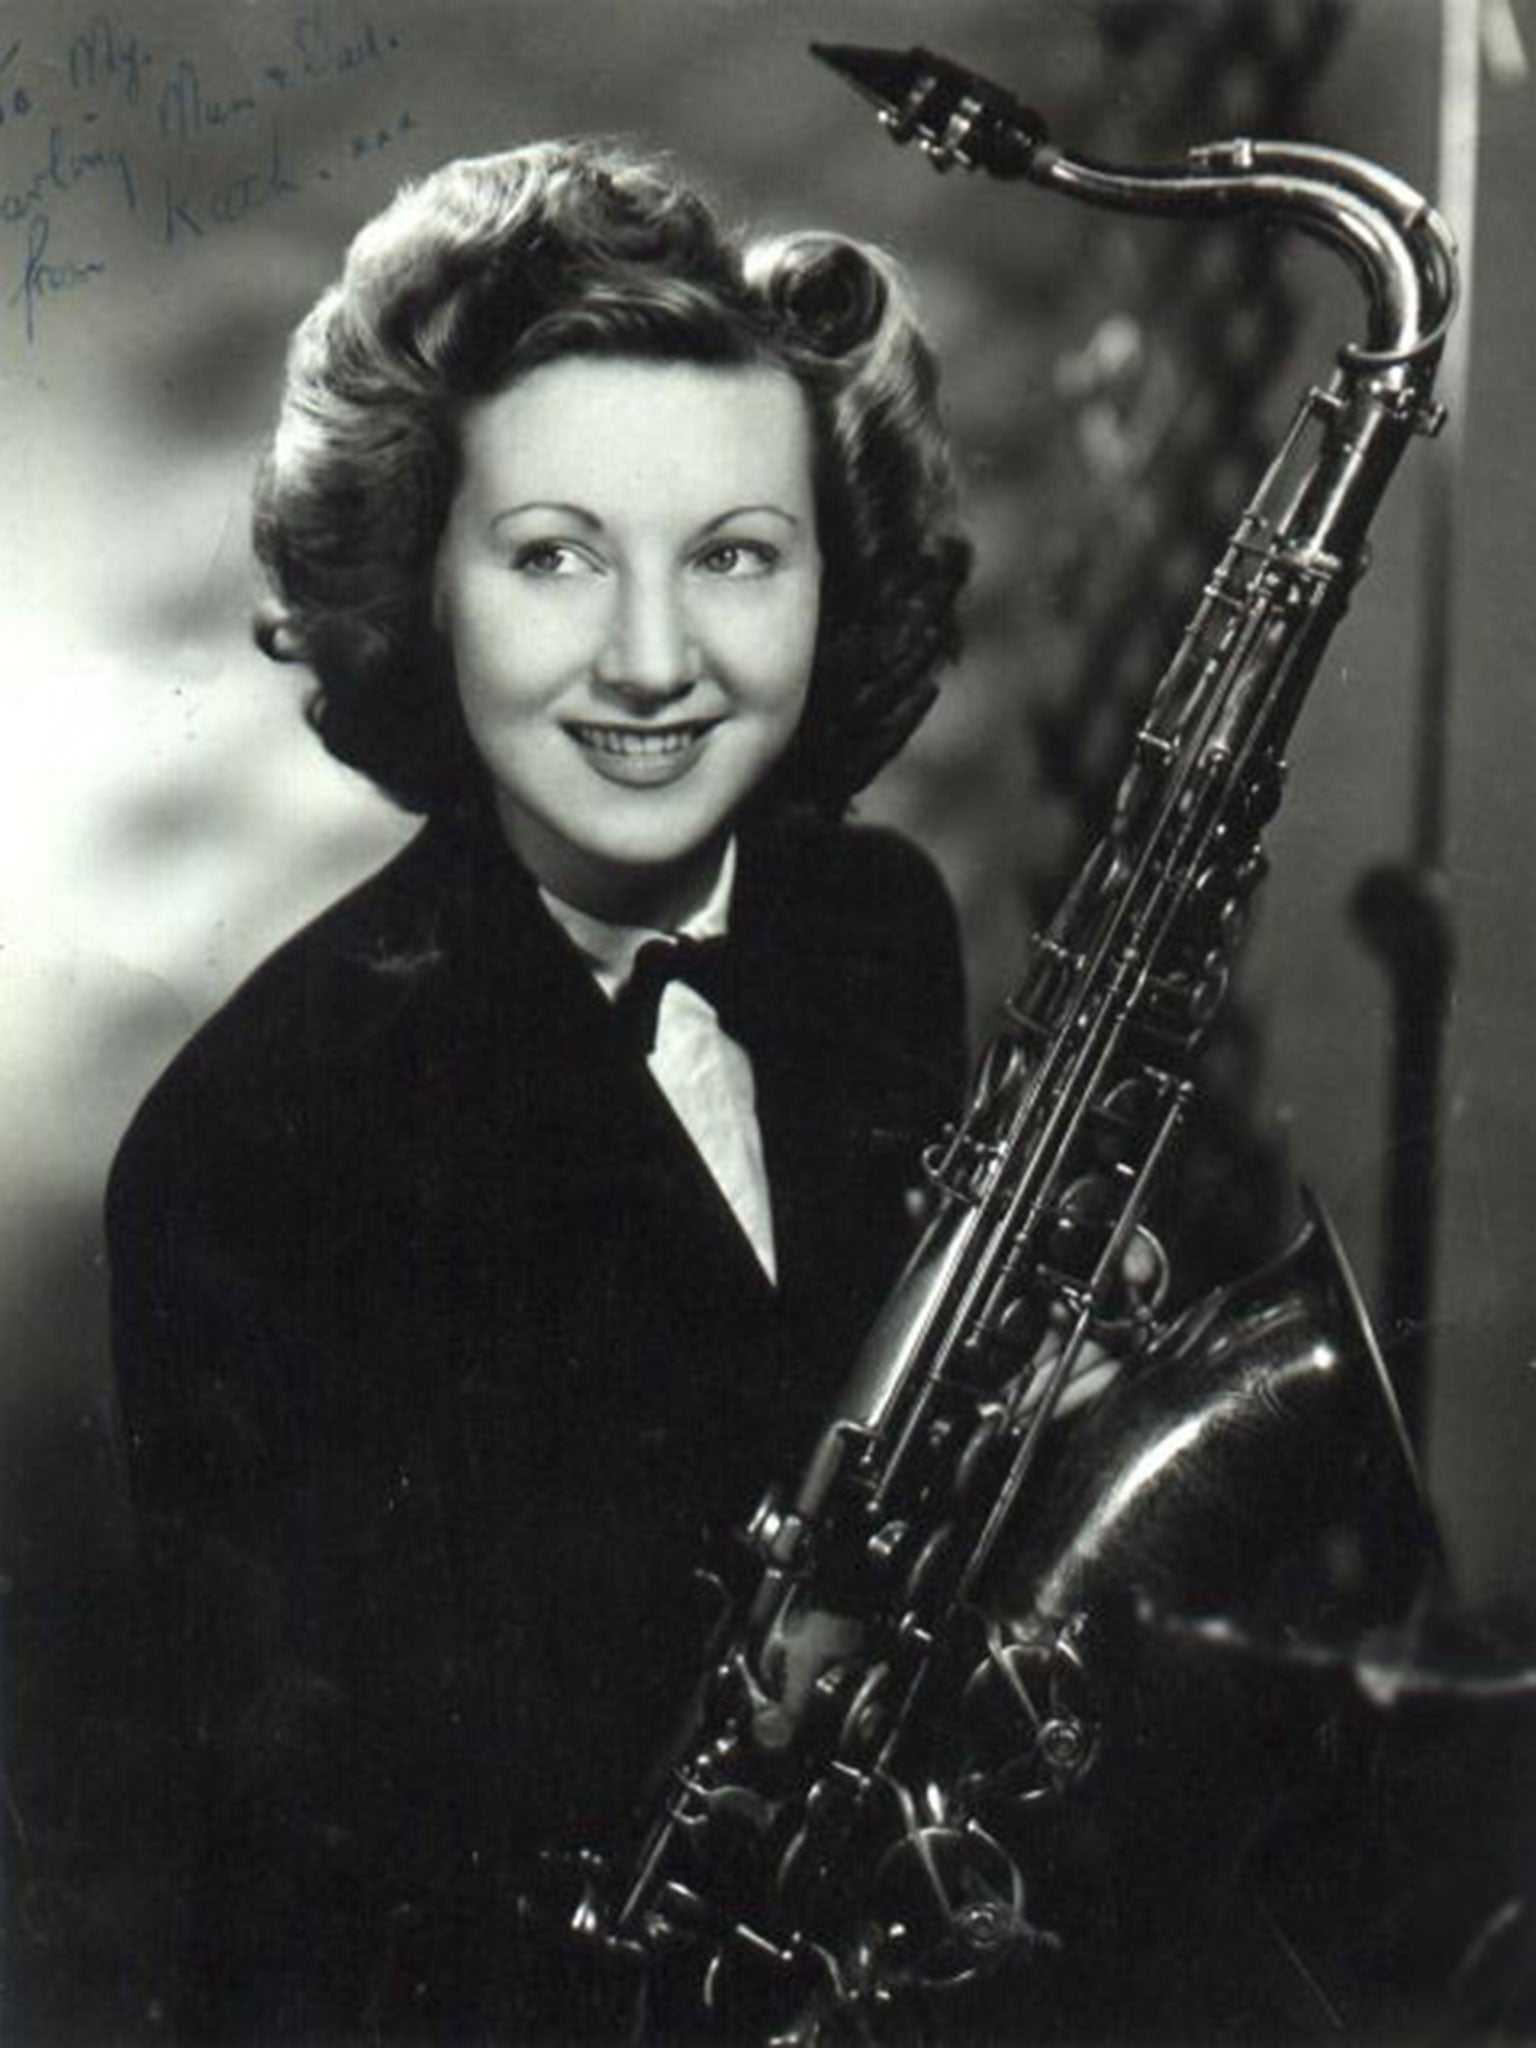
254,139,969,817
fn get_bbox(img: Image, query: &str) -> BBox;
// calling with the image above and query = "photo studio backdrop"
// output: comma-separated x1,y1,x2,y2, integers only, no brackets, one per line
1,1,1532,2034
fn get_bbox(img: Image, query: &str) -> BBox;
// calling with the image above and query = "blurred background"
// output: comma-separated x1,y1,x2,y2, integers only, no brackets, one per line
2,0,1533,2035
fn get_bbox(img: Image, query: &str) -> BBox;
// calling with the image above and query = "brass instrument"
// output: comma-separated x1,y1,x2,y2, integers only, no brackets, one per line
548,45,1457,2040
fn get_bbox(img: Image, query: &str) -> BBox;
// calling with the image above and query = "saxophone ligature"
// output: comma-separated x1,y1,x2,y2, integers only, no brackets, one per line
539,44,1457,2041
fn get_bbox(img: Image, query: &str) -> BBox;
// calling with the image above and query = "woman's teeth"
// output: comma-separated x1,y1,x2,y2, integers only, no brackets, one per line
567,719,719,787
572,723,710,756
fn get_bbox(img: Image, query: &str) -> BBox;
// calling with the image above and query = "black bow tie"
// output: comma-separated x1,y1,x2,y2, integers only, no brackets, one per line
611,935,747,1056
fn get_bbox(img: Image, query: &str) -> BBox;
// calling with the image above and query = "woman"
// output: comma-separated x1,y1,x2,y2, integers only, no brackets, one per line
107,140,969,2039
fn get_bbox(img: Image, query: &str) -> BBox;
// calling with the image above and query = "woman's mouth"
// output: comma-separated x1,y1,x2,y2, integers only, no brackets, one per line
565,718,722,788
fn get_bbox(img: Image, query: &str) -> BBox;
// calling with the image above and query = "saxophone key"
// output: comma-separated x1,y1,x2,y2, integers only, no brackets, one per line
744,1488,810,1570
865,1818,1032,1986
1085,1075,1165,1161
987,1290,1053,1352
836,1660,894,1760
865,1518,909,1571
921,1126,1001,1205
899,1520,957,1612
1136,963,1230,1048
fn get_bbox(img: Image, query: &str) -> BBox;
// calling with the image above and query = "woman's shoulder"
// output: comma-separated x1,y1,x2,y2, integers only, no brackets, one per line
747,812,957,944
181,821,456,1049
106,825,465,1210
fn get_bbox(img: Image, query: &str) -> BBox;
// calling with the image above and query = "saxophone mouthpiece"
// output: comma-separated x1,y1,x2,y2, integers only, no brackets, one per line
809,41,1050,176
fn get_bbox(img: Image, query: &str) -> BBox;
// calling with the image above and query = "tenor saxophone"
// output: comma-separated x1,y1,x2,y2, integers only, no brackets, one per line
546,45,1458,2039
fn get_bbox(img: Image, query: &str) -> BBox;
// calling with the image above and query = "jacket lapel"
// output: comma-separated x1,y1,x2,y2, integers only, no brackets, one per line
434,817,782,1330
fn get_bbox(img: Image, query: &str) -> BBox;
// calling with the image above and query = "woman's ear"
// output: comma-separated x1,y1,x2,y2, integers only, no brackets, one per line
253,600,306,664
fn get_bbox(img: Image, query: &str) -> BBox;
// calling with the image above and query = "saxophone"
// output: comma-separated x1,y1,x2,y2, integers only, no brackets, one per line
546,46,1458,2039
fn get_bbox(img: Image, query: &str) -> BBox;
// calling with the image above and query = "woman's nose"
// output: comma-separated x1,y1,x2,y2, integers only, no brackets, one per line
595,573,699,703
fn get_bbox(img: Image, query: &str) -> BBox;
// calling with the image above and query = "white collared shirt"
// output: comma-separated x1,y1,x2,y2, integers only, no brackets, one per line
539,841,778,1283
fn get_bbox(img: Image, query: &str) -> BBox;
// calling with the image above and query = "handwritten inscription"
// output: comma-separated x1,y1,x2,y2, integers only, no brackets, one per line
67,16,152,107
291,2,393,82
0,41,34,128
157,59,258,146
161,121,300,242
0,123,138,228
1,2,412,345
7,210,104,342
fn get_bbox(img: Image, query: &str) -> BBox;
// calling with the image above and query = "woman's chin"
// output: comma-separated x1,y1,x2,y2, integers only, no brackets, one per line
537,828,732,927
590,835,732,927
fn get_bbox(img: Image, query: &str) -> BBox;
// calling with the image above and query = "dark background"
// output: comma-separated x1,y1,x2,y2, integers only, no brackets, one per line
2,0,1533,2036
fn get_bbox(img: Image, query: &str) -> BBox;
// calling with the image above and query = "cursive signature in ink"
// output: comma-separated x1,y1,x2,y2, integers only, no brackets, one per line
7,210,104,343
160,120,301,244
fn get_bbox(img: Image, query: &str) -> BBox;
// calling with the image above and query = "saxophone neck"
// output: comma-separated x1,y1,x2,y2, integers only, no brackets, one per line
813,41,1458,381
1175,138,1457,377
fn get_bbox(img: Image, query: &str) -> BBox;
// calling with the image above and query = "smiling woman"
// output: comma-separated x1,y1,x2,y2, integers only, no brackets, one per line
438,357,823,925
105,137,969,2040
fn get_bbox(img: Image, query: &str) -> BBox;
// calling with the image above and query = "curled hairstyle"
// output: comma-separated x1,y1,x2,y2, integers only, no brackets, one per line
254,139,969,818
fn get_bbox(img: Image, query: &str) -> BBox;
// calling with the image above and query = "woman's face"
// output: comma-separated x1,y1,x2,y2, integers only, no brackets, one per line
435,354,822,926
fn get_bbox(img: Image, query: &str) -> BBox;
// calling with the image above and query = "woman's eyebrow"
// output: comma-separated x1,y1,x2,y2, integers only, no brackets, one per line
490,501,603,530
697,505,803,534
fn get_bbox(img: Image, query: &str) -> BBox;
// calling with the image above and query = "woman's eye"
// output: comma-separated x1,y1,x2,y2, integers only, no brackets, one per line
696,540,778,578
511,541,594,577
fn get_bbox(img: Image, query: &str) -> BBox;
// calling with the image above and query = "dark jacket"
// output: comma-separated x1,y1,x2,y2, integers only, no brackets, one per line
107,811,966,2040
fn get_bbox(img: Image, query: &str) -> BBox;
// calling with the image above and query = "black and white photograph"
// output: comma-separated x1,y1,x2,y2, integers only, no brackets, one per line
2,2,1534,2040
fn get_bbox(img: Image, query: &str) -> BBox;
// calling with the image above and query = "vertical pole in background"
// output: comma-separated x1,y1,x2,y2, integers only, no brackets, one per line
1350,0,1518,1448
